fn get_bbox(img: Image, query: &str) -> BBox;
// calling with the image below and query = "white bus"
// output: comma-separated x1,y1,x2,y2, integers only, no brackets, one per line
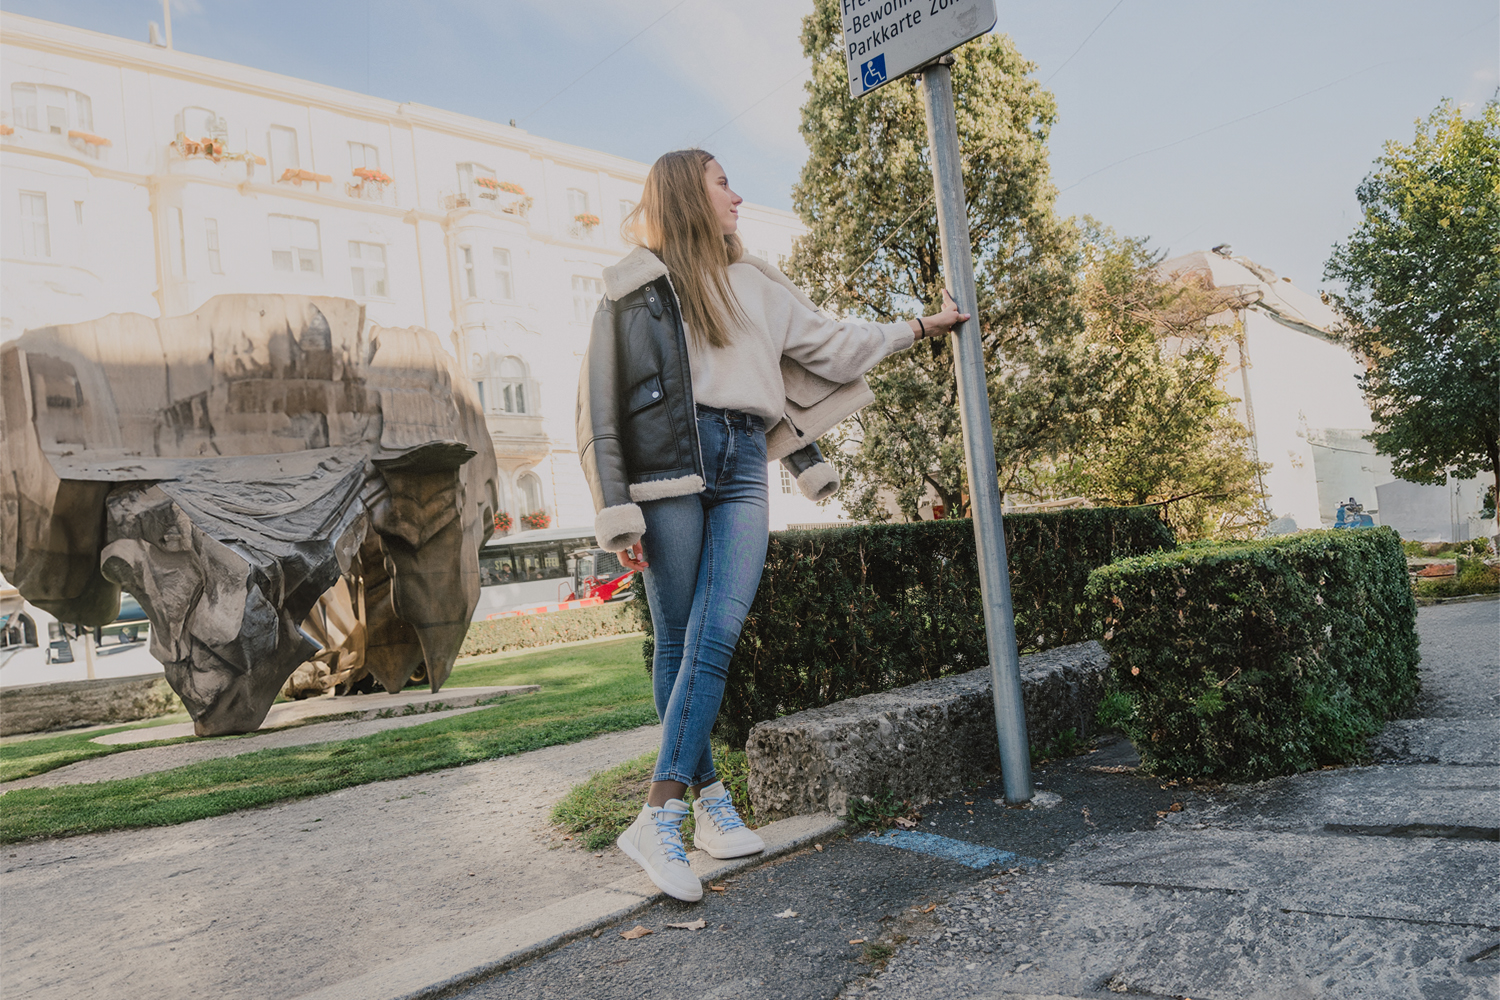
472,525,600,620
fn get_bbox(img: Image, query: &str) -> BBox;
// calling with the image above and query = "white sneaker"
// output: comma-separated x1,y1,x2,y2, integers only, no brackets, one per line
617,799,702,902
691,780,765,859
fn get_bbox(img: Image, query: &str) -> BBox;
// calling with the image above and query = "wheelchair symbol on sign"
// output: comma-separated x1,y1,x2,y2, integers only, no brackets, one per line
861,54,887,91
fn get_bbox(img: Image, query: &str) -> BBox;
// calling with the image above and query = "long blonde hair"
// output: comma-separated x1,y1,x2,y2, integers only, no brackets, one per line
623,149,745,349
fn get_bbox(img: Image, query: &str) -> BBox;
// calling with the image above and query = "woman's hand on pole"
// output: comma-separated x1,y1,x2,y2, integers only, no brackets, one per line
909,288,971,340
618,542,648,571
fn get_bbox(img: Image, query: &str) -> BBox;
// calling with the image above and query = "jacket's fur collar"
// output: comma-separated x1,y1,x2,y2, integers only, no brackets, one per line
604,247,669,301
603,246,822,312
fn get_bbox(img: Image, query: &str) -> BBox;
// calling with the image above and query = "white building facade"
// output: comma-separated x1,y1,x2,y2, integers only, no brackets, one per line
0,12,841,536
1160,249,1491,541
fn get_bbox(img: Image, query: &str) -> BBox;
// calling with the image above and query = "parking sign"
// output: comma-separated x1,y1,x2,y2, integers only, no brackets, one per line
841,0,998,98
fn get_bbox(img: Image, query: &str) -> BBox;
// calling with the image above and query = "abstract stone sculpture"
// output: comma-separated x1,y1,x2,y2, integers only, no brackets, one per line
0,296,498,735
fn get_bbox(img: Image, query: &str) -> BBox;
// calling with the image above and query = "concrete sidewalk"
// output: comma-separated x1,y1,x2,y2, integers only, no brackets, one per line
838,597,1499,1000
438,598,1497,1000
0,715,839,1000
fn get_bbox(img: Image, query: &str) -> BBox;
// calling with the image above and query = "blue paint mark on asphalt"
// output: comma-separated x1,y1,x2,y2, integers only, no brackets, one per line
856,829,1038,869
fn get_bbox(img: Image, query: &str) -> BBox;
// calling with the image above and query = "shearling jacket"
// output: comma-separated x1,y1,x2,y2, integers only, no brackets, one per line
576,246,893,552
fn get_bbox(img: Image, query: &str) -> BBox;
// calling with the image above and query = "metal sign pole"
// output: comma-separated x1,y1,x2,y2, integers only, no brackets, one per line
918,57,1033,804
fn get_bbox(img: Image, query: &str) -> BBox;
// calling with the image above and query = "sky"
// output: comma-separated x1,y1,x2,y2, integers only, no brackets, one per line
6,0,1497,291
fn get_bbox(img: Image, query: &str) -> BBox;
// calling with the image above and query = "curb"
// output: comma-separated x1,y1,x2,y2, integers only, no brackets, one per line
1414,591,1499,607
291,812,844,1000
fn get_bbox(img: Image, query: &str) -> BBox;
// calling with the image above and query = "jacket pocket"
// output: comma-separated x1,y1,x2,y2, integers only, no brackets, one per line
624,374,678,474
627,375,665,415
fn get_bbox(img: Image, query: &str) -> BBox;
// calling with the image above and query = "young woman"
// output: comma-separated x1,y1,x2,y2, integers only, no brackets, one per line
576,149,968,901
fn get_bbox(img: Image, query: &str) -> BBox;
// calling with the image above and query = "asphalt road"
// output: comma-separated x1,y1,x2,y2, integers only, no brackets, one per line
446,598,1498,1000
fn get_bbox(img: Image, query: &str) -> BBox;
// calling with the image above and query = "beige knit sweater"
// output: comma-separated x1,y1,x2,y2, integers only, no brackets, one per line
686,261,915,424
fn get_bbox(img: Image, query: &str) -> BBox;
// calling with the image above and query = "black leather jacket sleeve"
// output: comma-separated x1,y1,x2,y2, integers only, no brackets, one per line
576,297,633,516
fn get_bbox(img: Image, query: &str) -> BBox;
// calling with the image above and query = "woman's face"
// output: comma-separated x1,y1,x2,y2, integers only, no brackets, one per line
703,159,742,236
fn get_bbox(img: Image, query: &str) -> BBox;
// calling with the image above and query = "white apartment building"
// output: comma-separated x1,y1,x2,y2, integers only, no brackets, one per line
0,12,842,533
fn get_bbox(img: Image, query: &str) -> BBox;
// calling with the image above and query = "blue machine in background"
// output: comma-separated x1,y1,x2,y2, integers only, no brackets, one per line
1335,497,1376,529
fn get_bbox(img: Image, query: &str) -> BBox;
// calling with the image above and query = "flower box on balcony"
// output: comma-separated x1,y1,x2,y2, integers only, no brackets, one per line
281,168,332,186
519,511,551,531
352,167,392,184
1,125,16,136
68,130,112,147
574,213,601,229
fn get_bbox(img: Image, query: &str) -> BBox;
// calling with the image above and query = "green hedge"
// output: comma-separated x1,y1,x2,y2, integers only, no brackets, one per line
638,508,1175,746
459,601,641,659
1086,528,1420,781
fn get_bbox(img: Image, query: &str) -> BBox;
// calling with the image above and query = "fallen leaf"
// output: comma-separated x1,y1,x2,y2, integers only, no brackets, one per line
849,938,866,945
467,872,476,877
709,884,727,892
893,817,917,830
815,843,824,852
1081,806,1096,828
666,919,707,930
563,835,572,841
774,908,798,919
620,924,652,940
920,902,937,914
1156,810,1168,818
1168,802,1183,812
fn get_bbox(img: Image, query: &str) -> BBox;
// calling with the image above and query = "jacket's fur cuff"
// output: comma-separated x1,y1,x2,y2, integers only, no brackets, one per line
796,462,840,502
628,474,706,503
595,503,646,553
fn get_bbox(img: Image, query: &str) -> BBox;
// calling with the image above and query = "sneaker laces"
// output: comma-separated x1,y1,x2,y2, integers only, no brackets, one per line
699,789,746,832
652,802,691,865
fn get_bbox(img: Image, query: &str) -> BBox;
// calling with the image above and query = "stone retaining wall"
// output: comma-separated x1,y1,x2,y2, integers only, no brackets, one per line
746,641,1110,820
0,674,180,736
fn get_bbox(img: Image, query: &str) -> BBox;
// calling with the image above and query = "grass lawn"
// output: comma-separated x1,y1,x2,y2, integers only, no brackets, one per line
0,713,200,784
0,637,653,844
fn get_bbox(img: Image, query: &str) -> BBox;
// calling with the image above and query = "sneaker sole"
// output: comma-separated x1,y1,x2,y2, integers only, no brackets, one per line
691,838,766,860
616,831,703,902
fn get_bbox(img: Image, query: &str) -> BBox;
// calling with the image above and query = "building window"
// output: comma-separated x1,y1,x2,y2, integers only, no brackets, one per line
619,199,636,219
492,248,514,300
349,141,379,172
176,106,225,140
205,219,222,274
461,245,477,298
567,188,590,218
572,274,604,323
74,200,84,225
269,214,321,274
349,241,387,297
479,355,531,415
170,207,187,277
19,192,50,257
780,468,794,494
11,83,91,135
457,162,495,202
268,125,298,178
518,471,544,515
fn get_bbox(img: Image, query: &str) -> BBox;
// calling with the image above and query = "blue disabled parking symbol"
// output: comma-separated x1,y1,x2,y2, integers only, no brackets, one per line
861,53,887,91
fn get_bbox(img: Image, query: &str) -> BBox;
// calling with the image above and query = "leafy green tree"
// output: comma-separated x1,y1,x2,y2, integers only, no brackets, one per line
1052,224,1268,538
788,0,1079,521
1324,100,1500,514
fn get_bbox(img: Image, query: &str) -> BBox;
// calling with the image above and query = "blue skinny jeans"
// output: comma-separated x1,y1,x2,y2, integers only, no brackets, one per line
640,406,770,786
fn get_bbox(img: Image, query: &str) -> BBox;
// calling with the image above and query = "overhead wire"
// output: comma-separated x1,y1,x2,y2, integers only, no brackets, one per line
518,0,693,125
1043,0,1126,86
696,66,808,146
